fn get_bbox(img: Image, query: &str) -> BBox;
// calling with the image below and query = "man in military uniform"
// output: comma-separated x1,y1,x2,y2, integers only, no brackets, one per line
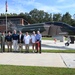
1,31,5,52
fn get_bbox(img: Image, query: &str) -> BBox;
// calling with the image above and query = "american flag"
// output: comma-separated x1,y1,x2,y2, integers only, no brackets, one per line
5,1,7,12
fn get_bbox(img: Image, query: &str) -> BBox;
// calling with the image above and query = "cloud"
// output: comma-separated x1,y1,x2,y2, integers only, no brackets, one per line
34,1,75,14
0,0,75,15
0,3,6,13
31,1,61,13
9,0,62,13
57,0,65,3
12,0,35,6
37,5,61,13
56,3,75,9
0,0,62,14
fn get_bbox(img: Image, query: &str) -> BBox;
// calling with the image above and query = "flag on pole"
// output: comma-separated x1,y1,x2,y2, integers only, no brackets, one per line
5,1,7,12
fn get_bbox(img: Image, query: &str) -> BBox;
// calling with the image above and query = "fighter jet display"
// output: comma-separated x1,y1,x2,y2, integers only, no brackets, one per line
8,21,75,46
10,21,75,36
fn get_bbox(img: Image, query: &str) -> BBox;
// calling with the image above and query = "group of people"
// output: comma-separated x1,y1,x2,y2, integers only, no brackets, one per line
0,30,42,53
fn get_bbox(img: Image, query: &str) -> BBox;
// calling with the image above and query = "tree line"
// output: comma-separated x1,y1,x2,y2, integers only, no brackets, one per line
0,8,75,26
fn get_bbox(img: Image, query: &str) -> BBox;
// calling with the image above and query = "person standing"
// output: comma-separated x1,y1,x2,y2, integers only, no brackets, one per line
23,32,31,53
12,30,18,52
18,31,24,52
1,31,6,52
31,31,36,53
35,31,42,53
5,31,12,52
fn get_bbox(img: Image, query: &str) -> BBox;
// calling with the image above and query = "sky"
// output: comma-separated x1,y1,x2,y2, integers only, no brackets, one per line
0,0,75,17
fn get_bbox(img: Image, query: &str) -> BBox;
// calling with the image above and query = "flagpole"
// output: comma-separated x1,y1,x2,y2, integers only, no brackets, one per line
5,1,7,34
6,11,7,34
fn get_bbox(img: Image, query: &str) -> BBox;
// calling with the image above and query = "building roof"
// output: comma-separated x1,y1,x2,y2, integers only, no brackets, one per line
0,15,25,19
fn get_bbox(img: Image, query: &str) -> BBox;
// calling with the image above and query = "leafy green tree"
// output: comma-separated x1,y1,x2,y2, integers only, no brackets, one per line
0,13,6,16
19,12,25,16
62,12,72,24
43,12,50,22
53,13,62,22
29,9,40,23
1,8,75,26
29,9,53,23
70,19,75,27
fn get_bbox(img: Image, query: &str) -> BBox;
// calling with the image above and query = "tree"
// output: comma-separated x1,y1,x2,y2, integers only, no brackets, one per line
19,12,25,16
53,13,62,22
49,13,53,22
43,12,50,22
62,12,72,24
29,9,39,23
29,9,53,23
0,8,75,26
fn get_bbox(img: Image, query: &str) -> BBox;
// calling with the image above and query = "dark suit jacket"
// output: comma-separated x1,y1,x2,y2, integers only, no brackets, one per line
18,34,24,43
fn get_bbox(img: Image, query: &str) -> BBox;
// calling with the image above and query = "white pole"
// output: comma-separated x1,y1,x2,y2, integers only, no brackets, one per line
6,12,7,34
5,0,7,34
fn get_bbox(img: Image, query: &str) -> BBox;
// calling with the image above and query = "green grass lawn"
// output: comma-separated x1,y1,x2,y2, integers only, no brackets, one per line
42,37,67,40
42,37,53,40
1,49,75,53
0,65,75,75
42,50,75,53
0,49,75,75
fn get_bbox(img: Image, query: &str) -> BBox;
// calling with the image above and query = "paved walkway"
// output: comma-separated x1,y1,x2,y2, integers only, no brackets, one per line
0,40,75,68
42,40,75,50
0,53,67,67
1,40,75,50
0,53,75,68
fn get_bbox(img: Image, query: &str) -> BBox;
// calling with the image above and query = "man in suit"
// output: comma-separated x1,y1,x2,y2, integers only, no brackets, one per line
12,30,18,52
18,31,24,52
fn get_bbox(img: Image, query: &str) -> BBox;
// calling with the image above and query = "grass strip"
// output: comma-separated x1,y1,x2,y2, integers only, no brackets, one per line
0,65,75,75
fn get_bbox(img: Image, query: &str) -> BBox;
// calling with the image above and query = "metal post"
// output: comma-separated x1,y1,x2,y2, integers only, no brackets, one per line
6,11,7,34
5,0,8,34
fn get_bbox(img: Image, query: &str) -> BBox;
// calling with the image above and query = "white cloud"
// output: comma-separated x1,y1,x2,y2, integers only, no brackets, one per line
8,5,28,14
0,0,75,15
10,0,62,13
12,0,35,6
57,0,65,3
32,1,61,13
36,5,61,13
56,3,75,9
0,4,6,13
1,0,60,14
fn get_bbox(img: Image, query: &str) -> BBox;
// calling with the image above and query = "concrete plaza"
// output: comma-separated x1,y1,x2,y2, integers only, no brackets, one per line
0,40,75,68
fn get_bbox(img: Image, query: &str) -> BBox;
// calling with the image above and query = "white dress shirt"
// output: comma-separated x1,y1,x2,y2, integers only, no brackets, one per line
31,34,36,43
24,35,31,44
